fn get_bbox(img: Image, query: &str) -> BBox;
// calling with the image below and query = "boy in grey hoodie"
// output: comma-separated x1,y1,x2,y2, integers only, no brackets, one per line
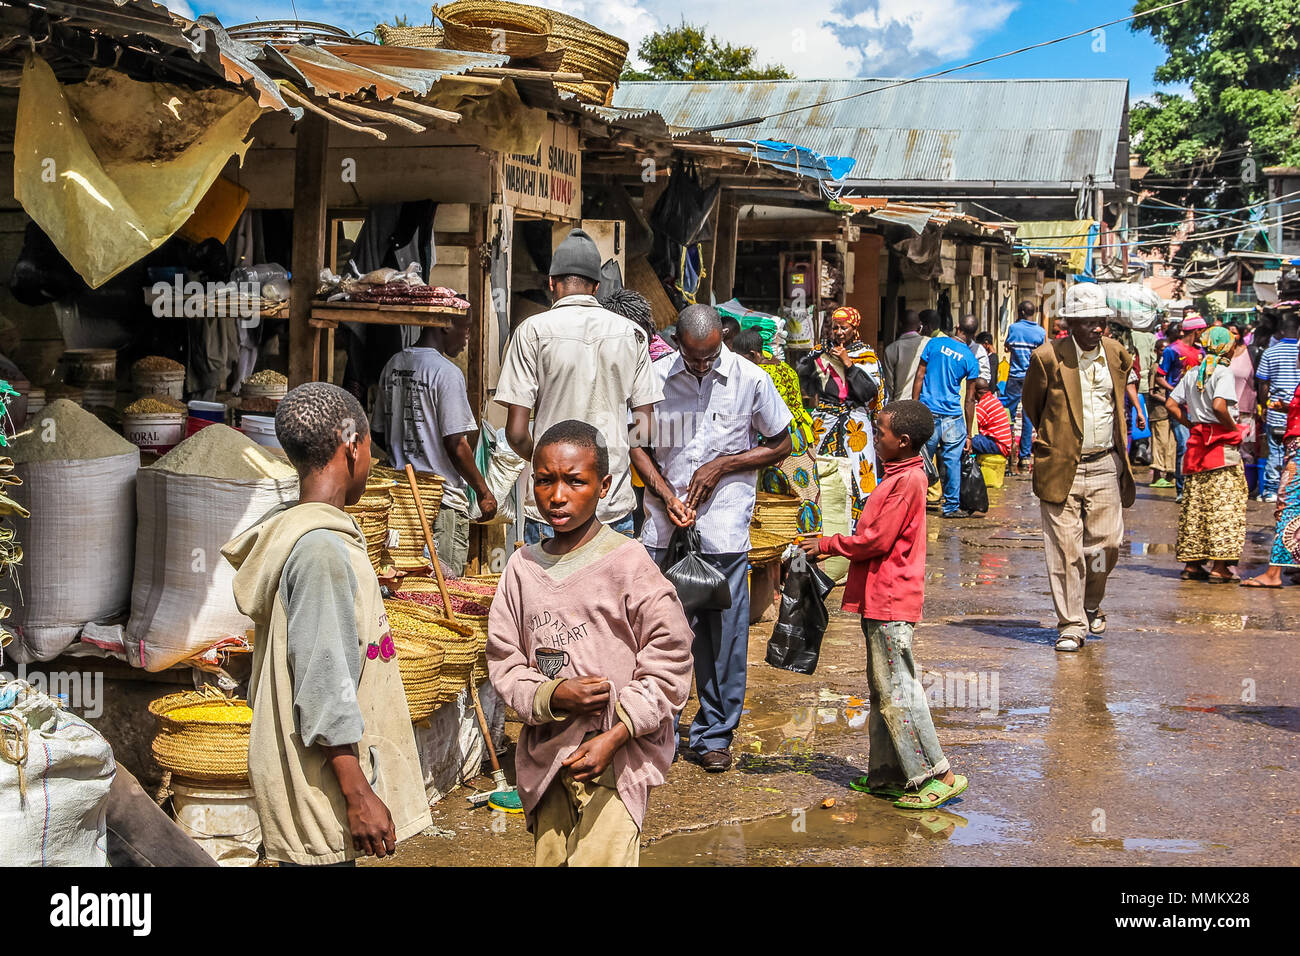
223,383,429,865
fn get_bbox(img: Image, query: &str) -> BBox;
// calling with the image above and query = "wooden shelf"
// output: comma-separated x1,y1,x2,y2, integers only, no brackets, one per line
309,300,465,329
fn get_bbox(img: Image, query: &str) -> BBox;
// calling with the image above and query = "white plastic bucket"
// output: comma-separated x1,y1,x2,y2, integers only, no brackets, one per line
241,414,281,449
124,411,186,454
242,381,287,402
133,368,185,402
169,779,261,867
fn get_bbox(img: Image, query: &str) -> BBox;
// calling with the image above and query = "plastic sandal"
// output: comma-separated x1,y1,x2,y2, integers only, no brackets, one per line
1055,634,1083,652
893,774,969,810
848,776,905,799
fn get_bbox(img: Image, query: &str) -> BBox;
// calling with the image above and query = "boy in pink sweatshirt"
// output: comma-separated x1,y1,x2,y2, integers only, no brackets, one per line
487,419,692,866
799,400,969,810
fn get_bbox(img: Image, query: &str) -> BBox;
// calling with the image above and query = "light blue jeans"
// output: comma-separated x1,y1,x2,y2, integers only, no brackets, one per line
925,413,967,515
1173,422,1189,495
1262,427,1286,499
1001,376,1033,461
862,620,950,789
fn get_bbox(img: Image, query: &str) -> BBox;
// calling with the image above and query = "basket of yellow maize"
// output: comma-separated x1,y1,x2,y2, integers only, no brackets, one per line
149,687,251,783
385,599,477,704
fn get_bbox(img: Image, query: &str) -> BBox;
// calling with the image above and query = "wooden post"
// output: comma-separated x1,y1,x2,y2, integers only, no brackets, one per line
289,115,330,386
466,204,487,573
711,193,739,303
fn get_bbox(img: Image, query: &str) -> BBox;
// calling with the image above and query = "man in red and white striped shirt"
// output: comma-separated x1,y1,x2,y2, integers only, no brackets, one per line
971,379,1014,458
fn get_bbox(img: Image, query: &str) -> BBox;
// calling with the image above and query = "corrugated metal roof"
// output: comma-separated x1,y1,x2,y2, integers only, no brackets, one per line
612,79,1129,189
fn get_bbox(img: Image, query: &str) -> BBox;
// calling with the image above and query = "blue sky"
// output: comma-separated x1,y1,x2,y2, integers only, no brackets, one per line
176,0,1181,102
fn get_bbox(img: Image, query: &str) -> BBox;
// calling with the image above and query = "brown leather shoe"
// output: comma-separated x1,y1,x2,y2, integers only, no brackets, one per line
699,750,732,773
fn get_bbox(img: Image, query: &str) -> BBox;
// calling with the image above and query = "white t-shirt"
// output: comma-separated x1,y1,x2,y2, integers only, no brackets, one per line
1170,364,1237,426
376,347,478,512
975,343,991,383
495,294,663,523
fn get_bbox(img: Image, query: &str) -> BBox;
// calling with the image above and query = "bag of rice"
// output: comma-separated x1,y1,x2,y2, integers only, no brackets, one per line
4,400,139,663
125,424,297,671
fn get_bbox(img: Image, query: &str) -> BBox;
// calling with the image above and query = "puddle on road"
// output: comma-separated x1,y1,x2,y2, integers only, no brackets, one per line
1127,540,1177,556
642,797,1022,865
1070,837,1206,854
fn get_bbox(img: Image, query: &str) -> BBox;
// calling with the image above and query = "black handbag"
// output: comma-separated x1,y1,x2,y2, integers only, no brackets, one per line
659,526,732,614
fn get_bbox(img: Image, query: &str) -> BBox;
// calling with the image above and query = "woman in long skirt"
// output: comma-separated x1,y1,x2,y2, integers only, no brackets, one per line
1166,327,1247,583
798,306,884,531
734,329,823,534
1243,384,1300,588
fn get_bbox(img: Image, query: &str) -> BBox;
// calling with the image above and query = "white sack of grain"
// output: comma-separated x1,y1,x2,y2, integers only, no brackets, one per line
4,401,139,663
125,424,297,671
0,679,115,866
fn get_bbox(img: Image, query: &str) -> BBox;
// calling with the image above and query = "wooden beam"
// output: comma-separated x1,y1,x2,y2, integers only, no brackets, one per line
466,204,487,417
289,114,330,387
712,193,740,301
738,218,845,242
468,67,586,82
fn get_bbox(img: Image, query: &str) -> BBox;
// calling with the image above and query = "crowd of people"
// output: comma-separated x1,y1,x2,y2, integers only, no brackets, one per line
224,228,1298,866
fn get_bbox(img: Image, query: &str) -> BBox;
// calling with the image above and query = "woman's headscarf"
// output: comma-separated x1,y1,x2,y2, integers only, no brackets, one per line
1195,326,1234,390
830,306,861,332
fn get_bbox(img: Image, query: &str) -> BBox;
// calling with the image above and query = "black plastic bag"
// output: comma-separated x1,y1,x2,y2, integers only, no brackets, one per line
659,526,732,614
765,561,836,674
959,453,989,514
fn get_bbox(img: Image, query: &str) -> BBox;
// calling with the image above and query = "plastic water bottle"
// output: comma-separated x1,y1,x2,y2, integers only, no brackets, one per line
232,263,291,302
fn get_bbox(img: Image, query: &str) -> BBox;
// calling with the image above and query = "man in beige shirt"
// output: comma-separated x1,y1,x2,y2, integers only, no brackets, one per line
1022,285,1144,653
496,229,663,543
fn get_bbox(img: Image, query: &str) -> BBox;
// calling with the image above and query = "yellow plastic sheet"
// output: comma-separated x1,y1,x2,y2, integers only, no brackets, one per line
13,56,262,288
1014,219,1096,274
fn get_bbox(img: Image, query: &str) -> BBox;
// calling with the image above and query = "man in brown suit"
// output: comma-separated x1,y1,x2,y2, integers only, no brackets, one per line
1023,285,1145,652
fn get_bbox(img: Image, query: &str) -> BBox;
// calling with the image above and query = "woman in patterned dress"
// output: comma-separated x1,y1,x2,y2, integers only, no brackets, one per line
734,330,822,534
1166,326,1248,583
1243,381,1300,588
798,306,884,530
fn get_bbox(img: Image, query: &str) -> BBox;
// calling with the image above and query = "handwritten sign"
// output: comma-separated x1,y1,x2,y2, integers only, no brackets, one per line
500,120,581,220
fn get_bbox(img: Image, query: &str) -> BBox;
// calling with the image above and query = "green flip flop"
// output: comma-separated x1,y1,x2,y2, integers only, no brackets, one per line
848,776,906,799
893,774,969,810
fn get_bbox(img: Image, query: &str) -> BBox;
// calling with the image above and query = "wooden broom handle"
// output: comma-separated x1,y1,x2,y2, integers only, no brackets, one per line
404,464,456,618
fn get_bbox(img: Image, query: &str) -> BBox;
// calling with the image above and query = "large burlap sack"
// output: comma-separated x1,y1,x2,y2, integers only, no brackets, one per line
815,456,850,585
4,451,138,663
126,467,297,671
0,680,115,866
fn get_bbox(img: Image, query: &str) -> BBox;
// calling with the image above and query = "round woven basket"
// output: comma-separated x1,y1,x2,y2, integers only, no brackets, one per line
511,36,567,70
395,634,445,722
444,576,498,600
748,527,791,564
393,581,491,685
386,599,478,703
377,23,445,47
435,1,552,57
371,465,444,570
753,492,803,539
149,689,251,784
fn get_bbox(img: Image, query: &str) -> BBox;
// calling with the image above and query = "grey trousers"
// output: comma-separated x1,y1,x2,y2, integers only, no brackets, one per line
1039,450,1125,638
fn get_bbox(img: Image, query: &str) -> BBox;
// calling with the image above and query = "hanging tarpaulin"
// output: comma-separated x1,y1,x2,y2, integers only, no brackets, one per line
13,56,263,289
1013,220,1097,274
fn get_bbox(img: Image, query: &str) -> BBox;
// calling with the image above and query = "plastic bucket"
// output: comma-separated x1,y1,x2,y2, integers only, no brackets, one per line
169,779,261,867
241,414,281,449
124,411,186,455
59,348,117,383
242,381,287,402
133,368,185,402
187,400,226,422
977,453,1007,489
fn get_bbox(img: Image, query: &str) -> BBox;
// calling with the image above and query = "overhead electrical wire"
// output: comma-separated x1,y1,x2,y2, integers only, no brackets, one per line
688,0,1198,133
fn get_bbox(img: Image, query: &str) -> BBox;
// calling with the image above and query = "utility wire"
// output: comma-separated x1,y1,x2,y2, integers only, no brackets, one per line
688,0,1198,133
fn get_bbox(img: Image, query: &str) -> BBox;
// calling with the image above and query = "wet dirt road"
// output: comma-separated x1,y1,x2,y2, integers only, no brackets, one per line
374,469,1300,867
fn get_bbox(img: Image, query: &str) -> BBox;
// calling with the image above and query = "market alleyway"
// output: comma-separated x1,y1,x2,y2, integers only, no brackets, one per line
375,468,1300,867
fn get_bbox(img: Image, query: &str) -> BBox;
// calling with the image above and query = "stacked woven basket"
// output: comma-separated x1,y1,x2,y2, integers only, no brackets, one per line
371,464,444,571
379,2,628,105
149,688,251,783
346,476,398,573
386,598,479,710
393,580,492,685
753,492,803,540
747,527,792,565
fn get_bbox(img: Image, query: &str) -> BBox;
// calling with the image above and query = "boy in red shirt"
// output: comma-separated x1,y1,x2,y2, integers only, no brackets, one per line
799,400,968,809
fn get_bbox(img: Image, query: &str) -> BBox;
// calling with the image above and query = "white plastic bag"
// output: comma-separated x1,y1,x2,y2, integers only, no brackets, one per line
0,680,114,866
468,425,525,525
4,451,138,663
1103,282,1164,331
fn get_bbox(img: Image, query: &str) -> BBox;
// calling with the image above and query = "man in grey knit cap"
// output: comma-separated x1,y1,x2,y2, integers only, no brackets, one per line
496,229,663,543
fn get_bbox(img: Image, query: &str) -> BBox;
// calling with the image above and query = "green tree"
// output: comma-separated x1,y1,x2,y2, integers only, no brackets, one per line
622,20,794,81
1129,0,1300,251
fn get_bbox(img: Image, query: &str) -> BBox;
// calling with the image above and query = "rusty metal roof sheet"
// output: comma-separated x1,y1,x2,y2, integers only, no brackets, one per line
613,78,1129,189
